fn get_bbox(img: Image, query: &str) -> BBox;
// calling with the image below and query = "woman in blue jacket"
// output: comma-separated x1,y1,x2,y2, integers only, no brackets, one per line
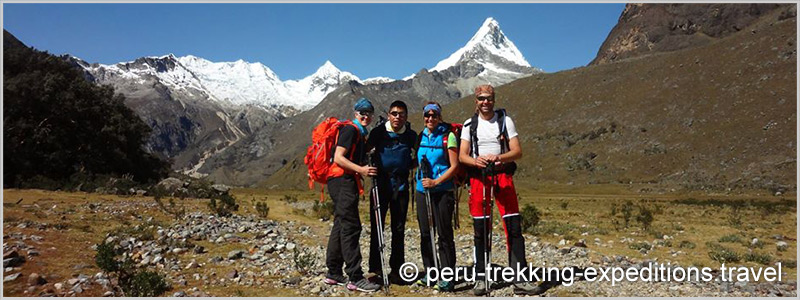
415,102,459,292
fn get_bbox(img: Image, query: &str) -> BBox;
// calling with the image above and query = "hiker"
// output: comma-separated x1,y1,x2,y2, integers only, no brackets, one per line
323,97,381,292
459,84,542,296
414,101,459,292
365,100,417,286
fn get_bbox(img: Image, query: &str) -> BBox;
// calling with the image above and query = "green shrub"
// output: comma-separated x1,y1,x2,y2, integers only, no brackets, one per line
312,200,334,221
282,194,298,204
520,204,542,234
636,205,654,231
744,252,773,265
779,260,796,269
256,201,270,219
719,234,743,243
621,201,634,228
560,202,568,210
292,247,318,275
124,271,170,297
96,241,121,273
707,242,740,263
749,239,765,249
679,240,696,249
153,186,185,220
208,192,239,217
629,242,652,251
95,240,169,297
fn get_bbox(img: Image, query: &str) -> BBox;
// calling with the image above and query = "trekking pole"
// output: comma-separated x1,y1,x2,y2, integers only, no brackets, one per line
368,151,390,293
453,187,460,230
420,157,440,283
482,162,495,296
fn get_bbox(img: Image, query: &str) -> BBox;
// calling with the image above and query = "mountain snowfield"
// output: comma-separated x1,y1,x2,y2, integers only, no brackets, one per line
86,17,536,112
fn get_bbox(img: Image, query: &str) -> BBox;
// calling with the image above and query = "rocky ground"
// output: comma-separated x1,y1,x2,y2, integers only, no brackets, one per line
4,198,796,297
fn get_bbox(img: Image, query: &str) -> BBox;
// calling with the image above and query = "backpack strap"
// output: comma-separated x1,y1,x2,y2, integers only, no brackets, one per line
496,109,511,154
468,113,480,157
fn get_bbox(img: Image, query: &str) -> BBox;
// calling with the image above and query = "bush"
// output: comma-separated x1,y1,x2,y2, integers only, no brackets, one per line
560,202,568,210
744,252,773,265
749,239,765,249
153,186,185,220
208,192,239,217
256,201,270,219
312,200,334,221
292,247,318,275
520,204,541,234
636,205,654,231
707,242,740,263
779,260,796,269
96,241,121,273
629,242,652,252
95,240,169,296
679,240,696,249
621,201,634,228
719,234,743,243
282,194,298,204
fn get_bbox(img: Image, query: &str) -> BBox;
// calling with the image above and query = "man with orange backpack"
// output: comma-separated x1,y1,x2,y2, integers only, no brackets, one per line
322,97,381,292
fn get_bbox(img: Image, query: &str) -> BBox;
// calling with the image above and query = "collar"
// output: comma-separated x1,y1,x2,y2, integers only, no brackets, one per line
385,120,405,134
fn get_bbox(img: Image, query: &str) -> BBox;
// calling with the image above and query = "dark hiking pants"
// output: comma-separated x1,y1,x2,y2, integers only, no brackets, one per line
416,190,457,273
325,175,364,281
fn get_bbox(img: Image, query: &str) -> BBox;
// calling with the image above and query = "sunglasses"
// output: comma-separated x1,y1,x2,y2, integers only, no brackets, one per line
424,113,439,119
357,111,373,117
477,96,494,102
389,111,407,118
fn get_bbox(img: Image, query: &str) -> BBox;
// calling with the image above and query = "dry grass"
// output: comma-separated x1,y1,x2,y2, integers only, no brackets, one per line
4,186,795,297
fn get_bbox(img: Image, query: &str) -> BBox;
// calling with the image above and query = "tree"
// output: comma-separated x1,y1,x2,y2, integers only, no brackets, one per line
3,30,169,187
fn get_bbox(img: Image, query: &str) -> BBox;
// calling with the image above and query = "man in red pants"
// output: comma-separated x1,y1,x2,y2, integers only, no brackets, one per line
459,84,543,296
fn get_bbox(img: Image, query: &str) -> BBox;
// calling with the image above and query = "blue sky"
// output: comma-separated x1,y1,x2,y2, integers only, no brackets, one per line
4,3,624,80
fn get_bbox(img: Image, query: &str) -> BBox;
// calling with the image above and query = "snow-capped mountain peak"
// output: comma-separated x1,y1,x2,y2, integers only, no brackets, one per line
431,17,532,72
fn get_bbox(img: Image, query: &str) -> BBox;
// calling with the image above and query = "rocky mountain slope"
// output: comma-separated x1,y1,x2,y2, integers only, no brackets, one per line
590,3,791,65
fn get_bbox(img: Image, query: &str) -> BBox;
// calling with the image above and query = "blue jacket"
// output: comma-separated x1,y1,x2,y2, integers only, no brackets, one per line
416,124,455,193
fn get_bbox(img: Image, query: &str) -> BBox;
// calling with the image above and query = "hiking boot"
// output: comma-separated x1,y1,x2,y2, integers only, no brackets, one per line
473,280,488,296
513,282,543,295
323,274,347,286
434,280,453,292
347,278,381,292
415,274,435,287
367,274,385,286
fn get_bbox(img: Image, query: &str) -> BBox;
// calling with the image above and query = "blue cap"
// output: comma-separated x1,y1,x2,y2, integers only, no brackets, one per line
423,103,441,115
353,97,374,112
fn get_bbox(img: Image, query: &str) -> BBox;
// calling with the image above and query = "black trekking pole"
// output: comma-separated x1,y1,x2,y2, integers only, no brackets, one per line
420,157,440,284
482,162,495,296
453,187,460,230
368,151,390,293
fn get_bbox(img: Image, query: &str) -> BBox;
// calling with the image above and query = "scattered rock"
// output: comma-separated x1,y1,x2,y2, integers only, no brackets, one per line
27,273,47,286
227,250,245,260
4,272,22,282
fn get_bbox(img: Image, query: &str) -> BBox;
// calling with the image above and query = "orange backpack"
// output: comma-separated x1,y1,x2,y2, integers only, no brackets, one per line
304,117,361,200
